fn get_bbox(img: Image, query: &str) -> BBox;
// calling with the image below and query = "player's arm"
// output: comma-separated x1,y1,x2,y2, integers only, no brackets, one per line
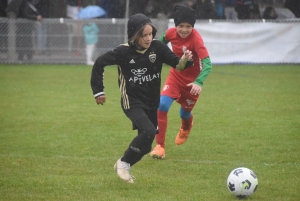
192,33,212,87
159,31,169,44
176,51,193,71
158,41,193,70
90,48,119,105
194,57,212,87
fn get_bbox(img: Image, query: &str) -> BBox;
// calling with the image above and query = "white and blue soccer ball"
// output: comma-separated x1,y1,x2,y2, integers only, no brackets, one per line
227,167,258,198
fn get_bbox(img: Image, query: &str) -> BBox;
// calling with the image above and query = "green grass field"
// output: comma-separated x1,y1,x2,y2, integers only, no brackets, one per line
0,64,299,201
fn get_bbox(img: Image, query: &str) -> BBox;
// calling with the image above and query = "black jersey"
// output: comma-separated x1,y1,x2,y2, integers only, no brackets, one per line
91,40,191,110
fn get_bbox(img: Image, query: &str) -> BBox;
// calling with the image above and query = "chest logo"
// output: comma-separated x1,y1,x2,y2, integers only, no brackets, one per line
131,68,147,77
149,54,156,63
182,46,187,53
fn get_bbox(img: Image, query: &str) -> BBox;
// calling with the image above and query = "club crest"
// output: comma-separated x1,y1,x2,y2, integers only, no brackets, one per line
149,53,156,63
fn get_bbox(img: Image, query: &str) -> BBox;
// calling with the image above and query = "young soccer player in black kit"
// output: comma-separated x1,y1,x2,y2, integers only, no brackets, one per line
90,13,193,183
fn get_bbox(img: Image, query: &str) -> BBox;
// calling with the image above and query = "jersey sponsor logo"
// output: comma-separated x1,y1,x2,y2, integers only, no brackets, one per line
129,68,160,84
149,53,156,63
163,85,169,91
129,59,135,64
131,68,147,77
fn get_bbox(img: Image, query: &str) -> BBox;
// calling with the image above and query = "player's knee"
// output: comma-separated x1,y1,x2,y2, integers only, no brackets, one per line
136,118,156,143
180,107,192,119
158,102,169,112
140,125,156,143
158,95,173,112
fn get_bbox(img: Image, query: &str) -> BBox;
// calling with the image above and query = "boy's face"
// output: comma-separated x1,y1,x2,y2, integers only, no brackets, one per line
137,24,153,49
176,22,193,38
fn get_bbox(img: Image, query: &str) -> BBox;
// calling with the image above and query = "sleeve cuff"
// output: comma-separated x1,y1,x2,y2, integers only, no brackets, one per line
94,92,105,98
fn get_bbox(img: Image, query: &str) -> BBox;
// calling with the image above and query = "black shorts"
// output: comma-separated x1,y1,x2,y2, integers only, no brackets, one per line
123,107,158,133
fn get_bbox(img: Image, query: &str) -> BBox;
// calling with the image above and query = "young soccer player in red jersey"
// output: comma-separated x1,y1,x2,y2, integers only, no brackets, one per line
150,5,212,159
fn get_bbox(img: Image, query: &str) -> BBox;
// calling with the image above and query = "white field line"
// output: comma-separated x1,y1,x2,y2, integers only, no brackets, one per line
1,153,299,167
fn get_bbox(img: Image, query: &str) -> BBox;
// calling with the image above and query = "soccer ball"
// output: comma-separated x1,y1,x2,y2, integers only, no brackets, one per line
227,167,258,198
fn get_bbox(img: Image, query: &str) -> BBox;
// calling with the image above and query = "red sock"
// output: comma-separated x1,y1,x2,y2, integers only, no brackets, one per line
182,114,193,130
156,110,167,148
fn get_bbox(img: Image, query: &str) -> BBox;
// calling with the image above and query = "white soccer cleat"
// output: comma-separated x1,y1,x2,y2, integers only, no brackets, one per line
114,158,134,183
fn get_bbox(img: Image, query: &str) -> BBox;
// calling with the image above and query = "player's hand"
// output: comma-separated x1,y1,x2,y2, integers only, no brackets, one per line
187,83,202,95
184,50,193,60
95,95,106,105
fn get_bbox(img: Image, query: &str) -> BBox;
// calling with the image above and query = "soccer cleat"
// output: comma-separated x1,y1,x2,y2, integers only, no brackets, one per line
175,122,193,145
150,144,165,159
114,158,134,183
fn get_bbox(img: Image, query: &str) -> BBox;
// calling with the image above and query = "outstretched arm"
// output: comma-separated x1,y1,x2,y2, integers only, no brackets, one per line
159,40,193,71
175,50,193,71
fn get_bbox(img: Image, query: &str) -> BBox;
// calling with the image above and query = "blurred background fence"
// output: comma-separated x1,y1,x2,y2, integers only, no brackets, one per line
0,17,169,64
0,18,132,64
0,18,299,65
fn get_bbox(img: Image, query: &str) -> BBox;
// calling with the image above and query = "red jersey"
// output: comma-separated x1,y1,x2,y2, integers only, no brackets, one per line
163,27,209,85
